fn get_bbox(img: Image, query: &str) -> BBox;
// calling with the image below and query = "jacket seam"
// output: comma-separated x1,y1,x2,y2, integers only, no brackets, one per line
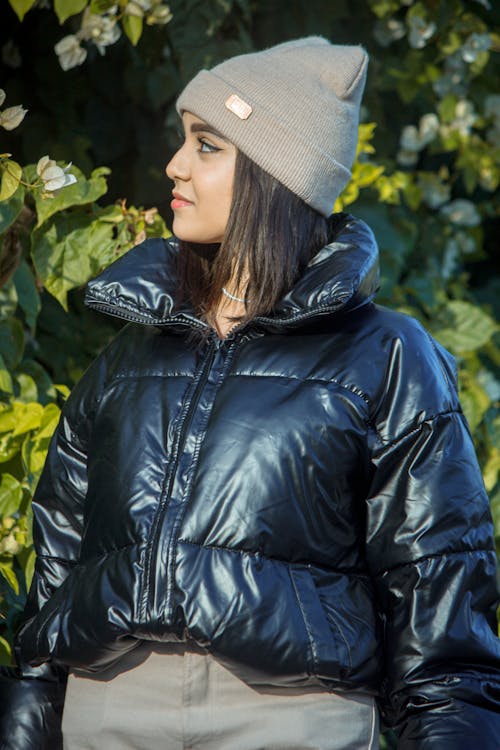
289,568,318,675
227,372,372,408
424,329,455,399
374,546,496,577
324,609,353,672
105,372,194,382
372,408,464,450
177,538,370,576
86,289,167,322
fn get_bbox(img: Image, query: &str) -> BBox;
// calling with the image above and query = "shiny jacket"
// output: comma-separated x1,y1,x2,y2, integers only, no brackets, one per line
1,214,500,749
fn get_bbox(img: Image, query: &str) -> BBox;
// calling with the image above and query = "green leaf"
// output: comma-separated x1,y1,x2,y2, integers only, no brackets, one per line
23,164,110,229
15,373,38,403
0,561,19,595
438,94,458,124
0,354,13,397
31,210,116,309
122,13,143,46
0,161,22,203
0,184,25,234
37,403,60,439
460,377,491,433
0,431,23,463
7,0,36,21
484,448,500,493
0,318,24,370
54,384,71,399
13,261,41,332
432,301,498,354
54,0,87,23
11,402,44,437
0,634,12,666
89,0,115,12
0,474,23,517
0,280,17,321
20,547,36,590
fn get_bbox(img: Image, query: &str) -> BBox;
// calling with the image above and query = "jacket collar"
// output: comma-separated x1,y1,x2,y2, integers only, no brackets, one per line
84,213,379,334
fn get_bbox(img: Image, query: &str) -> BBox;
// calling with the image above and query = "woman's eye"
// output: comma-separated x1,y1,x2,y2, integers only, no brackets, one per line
198,139,220,153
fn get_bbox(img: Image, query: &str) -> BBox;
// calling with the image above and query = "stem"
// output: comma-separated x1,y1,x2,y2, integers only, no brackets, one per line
0,160,43,190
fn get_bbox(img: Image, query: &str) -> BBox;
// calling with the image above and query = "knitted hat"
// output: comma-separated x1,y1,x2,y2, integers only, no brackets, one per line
176,37,368,217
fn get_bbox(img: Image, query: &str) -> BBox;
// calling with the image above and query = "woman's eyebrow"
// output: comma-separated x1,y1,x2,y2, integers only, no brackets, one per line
189,122,229,142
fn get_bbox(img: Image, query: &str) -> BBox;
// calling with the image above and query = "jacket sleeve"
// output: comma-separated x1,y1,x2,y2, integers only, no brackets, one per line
365,328,500,749
0,349,106,750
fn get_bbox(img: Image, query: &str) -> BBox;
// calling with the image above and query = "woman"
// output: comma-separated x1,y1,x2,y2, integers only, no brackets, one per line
1,36,500,750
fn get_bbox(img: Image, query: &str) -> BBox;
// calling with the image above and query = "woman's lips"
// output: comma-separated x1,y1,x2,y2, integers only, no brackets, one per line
171,193,193,209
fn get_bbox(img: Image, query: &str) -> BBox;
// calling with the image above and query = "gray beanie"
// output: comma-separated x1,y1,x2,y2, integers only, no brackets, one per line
176,36,368,217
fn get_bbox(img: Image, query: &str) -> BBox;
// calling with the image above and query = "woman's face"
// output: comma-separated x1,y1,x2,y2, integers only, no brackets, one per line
166,112,237,244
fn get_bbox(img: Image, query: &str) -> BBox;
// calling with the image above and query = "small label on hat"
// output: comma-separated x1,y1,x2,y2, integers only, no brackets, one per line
225,94,252,120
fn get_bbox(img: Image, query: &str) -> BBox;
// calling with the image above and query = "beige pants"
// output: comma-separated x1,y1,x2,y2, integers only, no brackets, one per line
62,640,379,750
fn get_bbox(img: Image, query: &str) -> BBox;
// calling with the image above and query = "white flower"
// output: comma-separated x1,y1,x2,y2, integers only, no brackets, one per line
477,370,500,401
396,149,419,167
54,35,87,70
373,18,406,47
400,125,421,152
408,15,436,49
419,113,440,145
146,4,172,24
461,32,491,63
79,8,121,55
418,174,451,209
433,72,466,99
399,113,439,154
143,207,158,225
0,89,28,130
432,53,467,99
440,199,481,227
125,1,150,16
441,231,476,279
0,532,22,556
36,155,77,192
453,100,476,136
441,239,460,280
479,164,497,191
0,104,28,130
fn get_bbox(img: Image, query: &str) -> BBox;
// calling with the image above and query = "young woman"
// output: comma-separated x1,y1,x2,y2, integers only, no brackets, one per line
1,37,500,750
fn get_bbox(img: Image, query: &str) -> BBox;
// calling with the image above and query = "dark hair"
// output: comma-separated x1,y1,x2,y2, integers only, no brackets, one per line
174,149,330,341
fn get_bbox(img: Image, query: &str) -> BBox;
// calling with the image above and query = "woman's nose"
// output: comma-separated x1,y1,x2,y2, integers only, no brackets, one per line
166,145,189,182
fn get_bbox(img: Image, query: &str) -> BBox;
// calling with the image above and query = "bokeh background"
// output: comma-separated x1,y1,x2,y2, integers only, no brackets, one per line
0,1,499,745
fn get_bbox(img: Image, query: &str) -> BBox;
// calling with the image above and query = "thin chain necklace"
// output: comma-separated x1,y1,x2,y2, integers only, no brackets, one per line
222,286,247,304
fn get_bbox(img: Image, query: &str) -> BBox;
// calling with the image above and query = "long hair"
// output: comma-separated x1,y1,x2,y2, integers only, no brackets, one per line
174,149,330,342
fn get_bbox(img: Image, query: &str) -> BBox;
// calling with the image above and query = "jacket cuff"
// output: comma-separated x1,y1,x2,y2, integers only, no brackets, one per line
0,664,67,750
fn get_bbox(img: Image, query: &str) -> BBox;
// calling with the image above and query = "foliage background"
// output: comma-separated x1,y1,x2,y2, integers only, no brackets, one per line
0,1,499,745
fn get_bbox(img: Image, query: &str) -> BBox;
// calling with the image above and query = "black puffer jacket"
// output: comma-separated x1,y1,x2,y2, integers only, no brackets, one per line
1,214,500,749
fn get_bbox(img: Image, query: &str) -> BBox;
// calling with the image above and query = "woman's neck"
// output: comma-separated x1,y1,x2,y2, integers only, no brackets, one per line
213,278,248,338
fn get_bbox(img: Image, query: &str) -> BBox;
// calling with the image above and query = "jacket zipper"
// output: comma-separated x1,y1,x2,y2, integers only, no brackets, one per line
85,299,209,331
141,335,220,621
